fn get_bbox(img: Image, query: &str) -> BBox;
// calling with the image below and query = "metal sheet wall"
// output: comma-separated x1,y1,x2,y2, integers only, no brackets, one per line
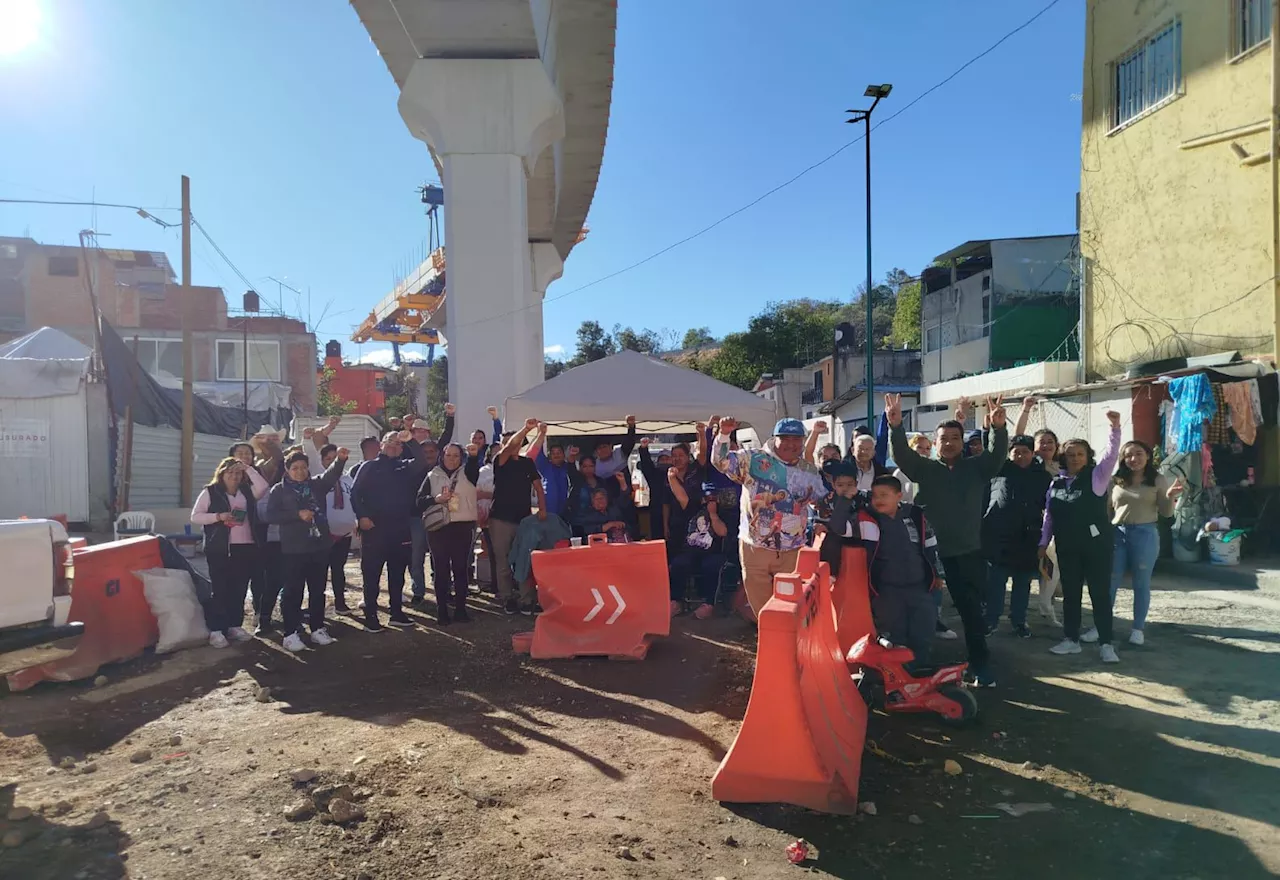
118,425,239,510
0,390,91,521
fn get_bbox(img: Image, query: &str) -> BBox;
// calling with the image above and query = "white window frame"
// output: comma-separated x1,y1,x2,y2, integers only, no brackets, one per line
924,324,941,354
132,337,184,381
1230,0,1272,61
1109,18,1183,134
216,338,281,382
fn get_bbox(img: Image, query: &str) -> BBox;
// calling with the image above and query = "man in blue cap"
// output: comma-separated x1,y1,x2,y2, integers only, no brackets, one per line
712,416,829,618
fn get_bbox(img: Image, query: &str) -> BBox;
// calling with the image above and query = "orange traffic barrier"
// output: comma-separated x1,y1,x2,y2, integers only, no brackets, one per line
514,535,670,660
830,545,875,659
711,546,868,814
7,536,163,692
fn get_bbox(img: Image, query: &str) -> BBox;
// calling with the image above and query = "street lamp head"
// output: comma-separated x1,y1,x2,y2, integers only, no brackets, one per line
864,83,893,99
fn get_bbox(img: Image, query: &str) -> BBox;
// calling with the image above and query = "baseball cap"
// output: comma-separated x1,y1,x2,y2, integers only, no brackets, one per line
773,418,806,437
1010,434,1036,451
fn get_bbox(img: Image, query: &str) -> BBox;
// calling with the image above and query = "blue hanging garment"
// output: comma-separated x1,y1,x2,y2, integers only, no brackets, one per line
1167,374,1217,453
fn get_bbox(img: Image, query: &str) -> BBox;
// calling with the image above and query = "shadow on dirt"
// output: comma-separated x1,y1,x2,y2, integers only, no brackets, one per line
0,783,132,880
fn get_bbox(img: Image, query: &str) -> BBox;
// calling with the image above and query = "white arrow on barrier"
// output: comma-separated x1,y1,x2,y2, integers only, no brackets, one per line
581,585,627,624
583,588,605,622
606,585,626,625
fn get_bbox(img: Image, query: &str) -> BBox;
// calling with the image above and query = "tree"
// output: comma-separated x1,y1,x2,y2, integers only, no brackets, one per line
890,279,922,349
316,366,357,417
383,364,426,429
612,324,661,354
419,356,447,433
570,320,616,366
681,326,715,350
544,357,568,380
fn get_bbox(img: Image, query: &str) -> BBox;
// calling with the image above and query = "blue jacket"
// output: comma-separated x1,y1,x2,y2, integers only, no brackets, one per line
509,513,573,584
351,439,429,546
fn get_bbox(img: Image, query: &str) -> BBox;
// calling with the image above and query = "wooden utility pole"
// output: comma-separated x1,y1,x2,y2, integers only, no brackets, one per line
180,175,194,507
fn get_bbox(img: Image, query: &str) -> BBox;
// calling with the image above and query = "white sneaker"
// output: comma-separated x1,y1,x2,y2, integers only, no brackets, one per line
936,626,959,641
1129,629,1145,646
1099,644,1120,664
208,631,229,649
282,633,306,653
310,628,334,646
1049,638,1082,655
1080,627,1099,643
226,626,253,643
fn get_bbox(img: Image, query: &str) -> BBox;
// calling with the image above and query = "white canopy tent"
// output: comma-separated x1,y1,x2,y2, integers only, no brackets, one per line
503,350,779,435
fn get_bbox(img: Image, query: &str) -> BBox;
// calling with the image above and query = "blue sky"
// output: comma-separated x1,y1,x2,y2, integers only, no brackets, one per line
0,0,1083,364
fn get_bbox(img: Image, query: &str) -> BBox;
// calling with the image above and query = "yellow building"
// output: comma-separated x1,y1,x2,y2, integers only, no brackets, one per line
1080,0,1275,376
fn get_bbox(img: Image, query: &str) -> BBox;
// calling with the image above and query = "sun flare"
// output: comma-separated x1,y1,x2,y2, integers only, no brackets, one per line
0,0,40,56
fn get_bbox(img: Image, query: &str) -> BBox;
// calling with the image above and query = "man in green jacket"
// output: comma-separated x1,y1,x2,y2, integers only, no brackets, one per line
886,392,1008,687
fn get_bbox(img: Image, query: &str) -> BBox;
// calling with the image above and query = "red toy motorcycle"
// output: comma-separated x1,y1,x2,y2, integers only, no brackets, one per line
847,633,978,726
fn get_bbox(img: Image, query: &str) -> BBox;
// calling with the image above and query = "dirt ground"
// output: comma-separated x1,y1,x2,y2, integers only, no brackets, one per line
1,560,1278,880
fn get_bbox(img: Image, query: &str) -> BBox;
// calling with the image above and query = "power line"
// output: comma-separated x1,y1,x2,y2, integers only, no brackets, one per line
447,0,1067,333
189,215,287,315
0,197,178,225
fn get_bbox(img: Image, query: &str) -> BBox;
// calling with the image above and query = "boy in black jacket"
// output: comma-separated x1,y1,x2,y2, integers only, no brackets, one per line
824,469,944,670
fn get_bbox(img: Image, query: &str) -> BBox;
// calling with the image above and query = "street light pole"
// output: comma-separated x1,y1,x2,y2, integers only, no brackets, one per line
847,84,892,428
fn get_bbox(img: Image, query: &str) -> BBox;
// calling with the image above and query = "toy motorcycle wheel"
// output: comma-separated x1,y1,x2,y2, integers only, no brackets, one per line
936,683,979,727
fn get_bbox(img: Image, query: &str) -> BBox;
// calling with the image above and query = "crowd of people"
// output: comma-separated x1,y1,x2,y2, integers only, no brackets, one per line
190,395,1178,679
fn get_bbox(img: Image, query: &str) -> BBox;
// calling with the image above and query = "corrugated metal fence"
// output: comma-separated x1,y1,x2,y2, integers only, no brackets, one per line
118,425,239,510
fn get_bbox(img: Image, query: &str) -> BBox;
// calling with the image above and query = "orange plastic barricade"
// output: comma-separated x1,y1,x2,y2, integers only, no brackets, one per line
711,546,868,814
513,535,670,660
830,545,876,659
7,536,163,692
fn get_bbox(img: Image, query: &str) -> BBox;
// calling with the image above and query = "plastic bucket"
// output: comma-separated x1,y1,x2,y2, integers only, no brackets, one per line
1207,534,1241,566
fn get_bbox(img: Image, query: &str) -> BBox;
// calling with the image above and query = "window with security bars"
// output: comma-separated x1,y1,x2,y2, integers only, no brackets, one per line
1112,20,1182,129
1233,0,1271,57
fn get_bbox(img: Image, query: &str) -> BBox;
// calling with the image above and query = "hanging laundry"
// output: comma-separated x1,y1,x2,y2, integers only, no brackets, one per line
1159,399,1178,457
1259,373,1279,427
1248,378,1263,425
1221,381,1257,445
1204,384,1231,445
1166,374,1217,453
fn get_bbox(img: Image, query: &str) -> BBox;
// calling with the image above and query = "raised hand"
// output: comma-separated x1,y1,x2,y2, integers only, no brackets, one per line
336,447,350,461
302,427,315,440
815,420,829,433
719,417,738,435
397,429,413,443
486,406,499,419
1106,410,1122,428
695,422,707,436
987,394,1007,429
640,437,651,449
466,443,479,458
523,418,538,431
884,393,903,427
955,395,972,422
625,414,637,427
1020,396,1037,412
444,403,456,417
537,421,548,432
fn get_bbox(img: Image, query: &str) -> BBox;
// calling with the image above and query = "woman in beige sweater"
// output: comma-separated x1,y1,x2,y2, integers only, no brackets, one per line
1102,440,1182,646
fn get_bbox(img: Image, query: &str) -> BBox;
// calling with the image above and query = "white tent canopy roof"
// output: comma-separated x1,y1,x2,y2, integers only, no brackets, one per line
504,350,779,436
0,326,92,399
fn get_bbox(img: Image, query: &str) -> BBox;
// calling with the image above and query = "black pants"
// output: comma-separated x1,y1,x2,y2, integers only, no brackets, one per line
1058,539,1114,643
668,550,723,604
872,588,936,670
428,521,475,611
938,552,991,671
362,538,409,618
478,528,497,593
328,535,352,609
281,550,329,637
253,542,283,626
206,543,259,632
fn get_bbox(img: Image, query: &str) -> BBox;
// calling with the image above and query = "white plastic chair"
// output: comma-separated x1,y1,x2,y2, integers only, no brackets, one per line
114,511,156,542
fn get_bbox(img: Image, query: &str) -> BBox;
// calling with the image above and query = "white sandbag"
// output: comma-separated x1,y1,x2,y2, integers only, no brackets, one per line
135,567,209,653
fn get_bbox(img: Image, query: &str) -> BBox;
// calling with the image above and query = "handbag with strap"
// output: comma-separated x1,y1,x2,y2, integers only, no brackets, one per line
422,469,461,532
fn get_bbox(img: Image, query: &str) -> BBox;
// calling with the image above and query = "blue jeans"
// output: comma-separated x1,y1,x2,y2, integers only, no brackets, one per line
985,563,1035,628
1112,523,1158,630
409,516,427,598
